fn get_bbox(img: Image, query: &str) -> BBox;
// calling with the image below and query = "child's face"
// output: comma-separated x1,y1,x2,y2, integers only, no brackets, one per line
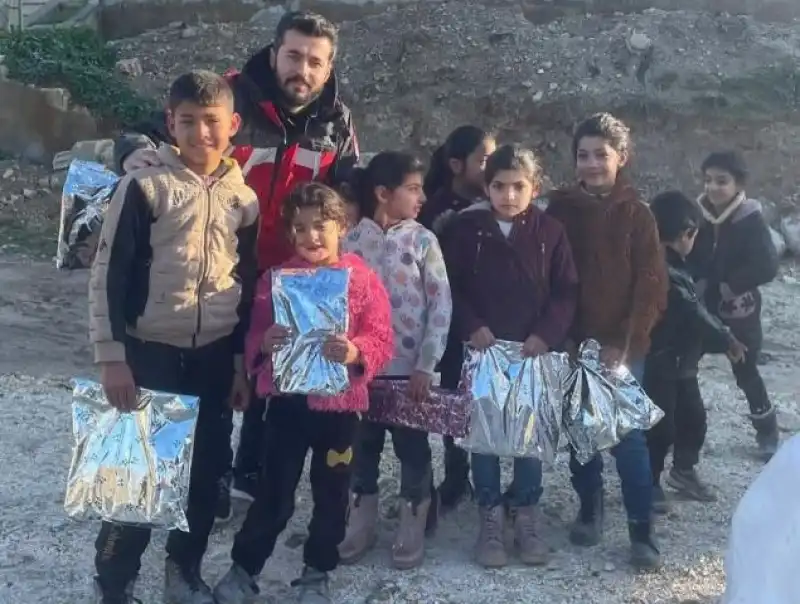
376,172,425,221
486,169,536,220
167,101,240,172
290,207,344,265
703,167,740,208
673,228,698,257
575,136,626,193
453,137,497,192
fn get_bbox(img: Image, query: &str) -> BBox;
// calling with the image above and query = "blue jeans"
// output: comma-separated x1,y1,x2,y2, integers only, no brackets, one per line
472,453,543,508
569,359,653,523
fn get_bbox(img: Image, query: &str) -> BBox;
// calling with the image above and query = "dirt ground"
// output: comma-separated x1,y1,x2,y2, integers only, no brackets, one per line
0,251,799,604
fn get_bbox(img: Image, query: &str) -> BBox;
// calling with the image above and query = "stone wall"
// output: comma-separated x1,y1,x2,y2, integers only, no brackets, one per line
97,0,800,40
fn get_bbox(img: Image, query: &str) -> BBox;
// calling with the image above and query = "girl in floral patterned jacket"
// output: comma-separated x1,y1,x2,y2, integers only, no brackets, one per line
339,151,452,570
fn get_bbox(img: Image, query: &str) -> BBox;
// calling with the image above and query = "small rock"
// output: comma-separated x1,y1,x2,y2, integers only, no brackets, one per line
181,26,200,39
22,188,36,199
779,213,800,256
115,58,143,78
250,5,286,25
2,168,13,180
628,31,652,52
770,227,787,258
37,176,52,188
603,561,616,572
283,531,307,549
532,91,544,101
0,65,7,80
549,82,559,90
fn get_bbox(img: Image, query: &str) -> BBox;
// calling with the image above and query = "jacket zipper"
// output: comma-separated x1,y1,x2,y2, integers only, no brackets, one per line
194,180,215,347
540,243,546,280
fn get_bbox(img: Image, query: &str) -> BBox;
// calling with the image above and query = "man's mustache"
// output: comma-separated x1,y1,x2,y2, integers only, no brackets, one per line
285,76,311,88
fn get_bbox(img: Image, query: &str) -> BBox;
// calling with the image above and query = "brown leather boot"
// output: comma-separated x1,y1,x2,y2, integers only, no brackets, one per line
512,505,549,565
475,506,507,568
391,498,430,570
338,493,378,565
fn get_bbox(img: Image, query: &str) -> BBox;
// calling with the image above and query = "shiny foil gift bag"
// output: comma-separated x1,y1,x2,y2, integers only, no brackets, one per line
64,378,200,531
365,380,470,437
56,160,120,270
563,339,665,464
455,341,570,462
272,267,350,396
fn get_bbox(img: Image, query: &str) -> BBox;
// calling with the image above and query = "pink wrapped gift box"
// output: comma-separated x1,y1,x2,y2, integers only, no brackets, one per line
365,380,470,437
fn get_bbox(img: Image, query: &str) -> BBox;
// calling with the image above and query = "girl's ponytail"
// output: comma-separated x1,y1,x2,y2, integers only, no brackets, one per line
423,144,450,198
423,125,493,197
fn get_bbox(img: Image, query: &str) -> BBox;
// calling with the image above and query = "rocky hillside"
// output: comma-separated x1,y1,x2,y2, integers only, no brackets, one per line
109,1,800,206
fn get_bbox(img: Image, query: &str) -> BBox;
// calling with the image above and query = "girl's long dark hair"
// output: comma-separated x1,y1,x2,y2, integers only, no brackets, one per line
349,151,424,219
423,125,492,197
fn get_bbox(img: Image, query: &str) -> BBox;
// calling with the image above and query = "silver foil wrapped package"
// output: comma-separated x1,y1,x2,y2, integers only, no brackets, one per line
56,160,120,270
64,378,199,531
271,267,351,396
455,341,570,462
563,339,665,464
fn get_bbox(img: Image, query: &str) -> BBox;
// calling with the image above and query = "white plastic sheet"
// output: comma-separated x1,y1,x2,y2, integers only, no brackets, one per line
722,434,800,604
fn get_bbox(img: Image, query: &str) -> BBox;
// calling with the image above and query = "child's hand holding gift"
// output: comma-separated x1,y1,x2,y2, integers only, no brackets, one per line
323,334,360,365
469,326,496,350
261,324,290,353
408,370,433,403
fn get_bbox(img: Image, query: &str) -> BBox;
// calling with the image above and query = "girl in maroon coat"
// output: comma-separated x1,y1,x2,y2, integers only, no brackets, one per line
443,144,578,568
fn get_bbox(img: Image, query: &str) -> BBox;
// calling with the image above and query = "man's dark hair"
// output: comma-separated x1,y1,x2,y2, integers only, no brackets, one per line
168,70,234,111
282,182,347,231
701,150,748,185
275,10,339,58
650,190,702,243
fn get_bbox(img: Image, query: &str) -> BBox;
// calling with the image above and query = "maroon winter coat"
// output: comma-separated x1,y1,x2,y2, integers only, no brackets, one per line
442,201,579,347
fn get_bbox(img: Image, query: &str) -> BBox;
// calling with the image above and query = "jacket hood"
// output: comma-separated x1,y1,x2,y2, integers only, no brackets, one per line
240,45,343,122
548,176,639,208
156,145,245,184
351,217,422,236
696,191,761,225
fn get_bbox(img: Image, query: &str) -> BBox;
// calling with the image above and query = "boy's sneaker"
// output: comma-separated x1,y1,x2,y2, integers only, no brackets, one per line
666,468,716,502
652,484,670,514
93,577,140,604
750,408,780,461
628,521,661,571
213,564,259,604
291,567,330,604
164,558,214,604
215,471,233,523
230,472,258,503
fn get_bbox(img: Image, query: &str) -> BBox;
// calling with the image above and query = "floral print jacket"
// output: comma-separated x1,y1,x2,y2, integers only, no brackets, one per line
343,218,452,376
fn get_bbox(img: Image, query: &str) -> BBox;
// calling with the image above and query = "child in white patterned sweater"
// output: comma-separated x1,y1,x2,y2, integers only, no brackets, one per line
338,151,452,570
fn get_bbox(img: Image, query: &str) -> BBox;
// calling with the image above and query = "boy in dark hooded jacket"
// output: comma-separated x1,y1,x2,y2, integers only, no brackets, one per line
685,151,779,460
645,191,747,510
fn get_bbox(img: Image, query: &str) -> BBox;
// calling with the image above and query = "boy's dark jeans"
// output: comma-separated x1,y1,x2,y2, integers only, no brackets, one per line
643,361,707,482
95,336,234,592
230,396,358,575
569,361,653,523
353,420,432,504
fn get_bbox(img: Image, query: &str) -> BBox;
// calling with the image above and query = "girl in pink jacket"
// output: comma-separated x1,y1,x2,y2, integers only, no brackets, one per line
213,182,393,604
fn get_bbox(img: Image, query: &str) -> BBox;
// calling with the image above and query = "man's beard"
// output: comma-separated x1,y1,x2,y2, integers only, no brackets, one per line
279,76,322,110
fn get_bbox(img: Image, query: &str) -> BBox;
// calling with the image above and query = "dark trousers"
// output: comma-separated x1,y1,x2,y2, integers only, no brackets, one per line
230,396,358,575
443,435,470,482
644,363,707,482
95,336,234,590
234,388,268,478
352,420,432,504
570,360,653,523
731,348,773,417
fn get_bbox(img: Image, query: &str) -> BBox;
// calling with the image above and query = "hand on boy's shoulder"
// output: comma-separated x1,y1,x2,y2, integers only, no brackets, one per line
122,148,162,174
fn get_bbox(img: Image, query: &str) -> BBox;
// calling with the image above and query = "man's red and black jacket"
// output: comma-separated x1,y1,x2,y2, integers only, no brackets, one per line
114,45,360,272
